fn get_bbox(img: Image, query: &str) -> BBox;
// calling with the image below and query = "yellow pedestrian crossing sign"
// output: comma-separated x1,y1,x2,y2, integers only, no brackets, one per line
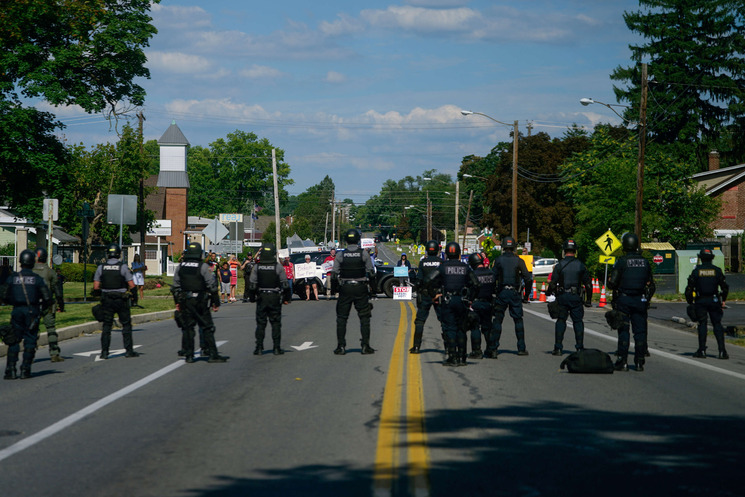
595,230,621,256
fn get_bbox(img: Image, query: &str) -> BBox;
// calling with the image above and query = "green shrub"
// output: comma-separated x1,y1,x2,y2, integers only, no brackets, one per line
59,262,95,283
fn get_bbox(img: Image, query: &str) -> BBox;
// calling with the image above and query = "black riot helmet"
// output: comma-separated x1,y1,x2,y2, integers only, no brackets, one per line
35,247,48,263
425,240,439,256
468,252,482,269
184,242,202,260
260,243,277,260
107,243,121,259
621,232,639,253
445,242,461,260
19,249,36,269
699,248,714,261
563,239,578,253
502,236,516,251
345,229,361,245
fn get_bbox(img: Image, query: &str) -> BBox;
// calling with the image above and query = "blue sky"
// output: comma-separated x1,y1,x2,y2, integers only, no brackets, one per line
46,0,643,205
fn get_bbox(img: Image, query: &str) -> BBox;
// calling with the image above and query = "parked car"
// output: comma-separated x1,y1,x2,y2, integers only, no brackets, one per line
532,257,558,277
289,250,416,298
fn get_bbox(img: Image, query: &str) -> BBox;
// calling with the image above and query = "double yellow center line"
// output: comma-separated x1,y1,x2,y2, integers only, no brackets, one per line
373,301,430,496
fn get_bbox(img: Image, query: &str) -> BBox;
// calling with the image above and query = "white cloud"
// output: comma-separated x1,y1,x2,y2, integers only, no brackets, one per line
150,4,212,30
319,14,364,36
361,6,478,33
146,51,212,74
325,71,347,83
405,0,470,6
240,65,285,80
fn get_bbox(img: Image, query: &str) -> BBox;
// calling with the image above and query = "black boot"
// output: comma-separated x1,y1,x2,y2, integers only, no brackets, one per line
614,357,628,372
273,346,284,356
361,344,375,355
20,366,31,379
443,349,458,366
693,348,706,358
208,353,229,363
254,344,263,355
719,349,729,360
334,344,346,355
468,348,483,359
635,357,645,372
4,364,17,380
409,343,421,354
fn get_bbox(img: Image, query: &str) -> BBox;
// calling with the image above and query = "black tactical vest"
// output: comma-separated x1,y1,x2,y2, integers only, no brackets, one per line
557,257,582,290
339,248,366,279
418,256,442,282
474,267,496,299
9,270,41,305
257,262,280,289
441,260,469,293
179,261,205,292
495,253,522,287
694,263,719,297
617,254,649,294
101,263,125,290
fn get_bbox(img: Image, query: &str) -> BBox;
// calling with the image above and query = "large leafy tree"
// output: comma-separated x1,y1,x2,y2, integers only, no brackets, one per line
611,1,745,166
0,0,159,212
187,131,292,217
475,130,588,256
560,126,719,271
292,176,336,242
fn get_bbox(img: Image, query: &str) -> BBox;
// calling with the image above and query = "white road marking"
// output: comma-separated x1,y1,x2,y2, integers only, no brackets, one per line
524,308,745,381
0,341,228,462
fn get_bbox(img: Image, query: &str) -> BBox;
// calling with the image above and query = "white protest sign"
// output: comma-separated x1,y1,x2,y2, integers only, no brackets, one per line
393,286,412,300
294,262,316,279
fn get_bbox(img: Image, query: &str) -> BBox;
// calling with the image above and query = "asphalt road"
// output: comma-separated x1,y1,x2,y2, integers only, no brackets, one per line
1,294,745,497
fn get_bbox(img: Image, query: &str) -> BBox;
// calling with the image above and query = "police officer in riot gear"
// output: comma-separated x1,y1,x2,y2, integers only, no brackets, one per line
490,236,532,356
468,252,496,359
546,239,593,355
248,243,291,356
332,229,376,355
33,247,64,362
410,240,442,354
435,242,480,366
4,250,53,379
172,242,227,363
685,248,729,359
93,243,139,360
608,232,655,371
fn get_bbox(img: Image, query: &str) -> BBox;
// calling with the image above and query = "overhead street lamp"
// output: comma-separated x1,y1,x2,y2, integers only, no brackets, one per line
580,63,648,240
461,110,519,240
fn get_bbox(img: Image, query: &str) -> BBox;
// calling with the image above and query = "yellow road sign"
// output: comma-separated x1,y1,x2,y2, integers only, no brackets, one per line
595,230,621,256
599,255,616,265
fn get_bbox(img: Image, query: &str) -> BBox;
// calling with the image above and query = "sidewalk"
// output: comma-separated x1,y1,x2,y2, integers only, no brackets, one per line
0,310,175,358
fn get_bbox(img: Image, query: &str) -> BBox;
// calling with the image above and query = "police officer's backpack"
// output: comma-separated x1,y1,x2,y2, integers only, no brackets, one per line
560,348,614,374
0,323,19,345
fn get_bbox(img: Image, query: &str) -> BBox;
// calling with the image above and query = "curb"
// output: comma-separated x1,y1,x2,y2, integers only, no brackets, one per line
0,310,175,358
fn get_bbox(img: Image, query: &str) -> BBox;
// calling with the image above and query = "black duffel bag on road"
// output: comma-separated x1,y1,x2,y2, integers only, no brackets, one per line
560,348,614,374
0,323,20,345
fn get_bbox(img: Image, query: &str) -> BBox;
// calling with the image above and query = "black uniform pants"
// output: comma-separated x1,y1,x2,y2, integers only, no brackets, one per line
554,293,584,350
256,292,282,347
470,300,493,351
695,299,726,352
412,294,440,348
6,305,41,368
336,283,372,347
440,295,467,353
180,295,218,358
615,294,648,363
490,288,526,352
101,293,133,353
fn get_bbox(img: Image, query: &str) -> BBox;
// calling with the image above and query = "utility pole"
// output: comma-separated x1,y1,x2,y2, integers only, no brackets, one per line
635,63,648,240
272,149,281,251
137,111,146,258
426,191,431,241
455,181,460,244
331,191,336,247
462,190,473,249
511,120,518,240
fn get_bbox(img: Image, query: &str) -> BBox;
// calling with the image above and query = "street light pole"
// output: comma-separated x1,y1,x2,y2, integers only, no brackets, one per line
461,110,519,240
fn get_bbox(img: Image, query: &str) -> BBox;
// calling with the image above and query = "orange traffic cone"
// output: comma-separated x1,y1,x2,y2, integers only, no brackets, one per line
539,282,547,302
531,281,538,300
598,285,607,308
593,278,600,294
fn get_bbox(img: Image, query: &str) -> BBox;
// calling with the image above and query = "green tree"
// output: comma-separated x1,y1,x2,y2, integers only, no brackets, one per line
0,0,159,213
560,126,720,263
611,1,745,166
293,176,335,241
187,131,292,217
476,131,587,256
